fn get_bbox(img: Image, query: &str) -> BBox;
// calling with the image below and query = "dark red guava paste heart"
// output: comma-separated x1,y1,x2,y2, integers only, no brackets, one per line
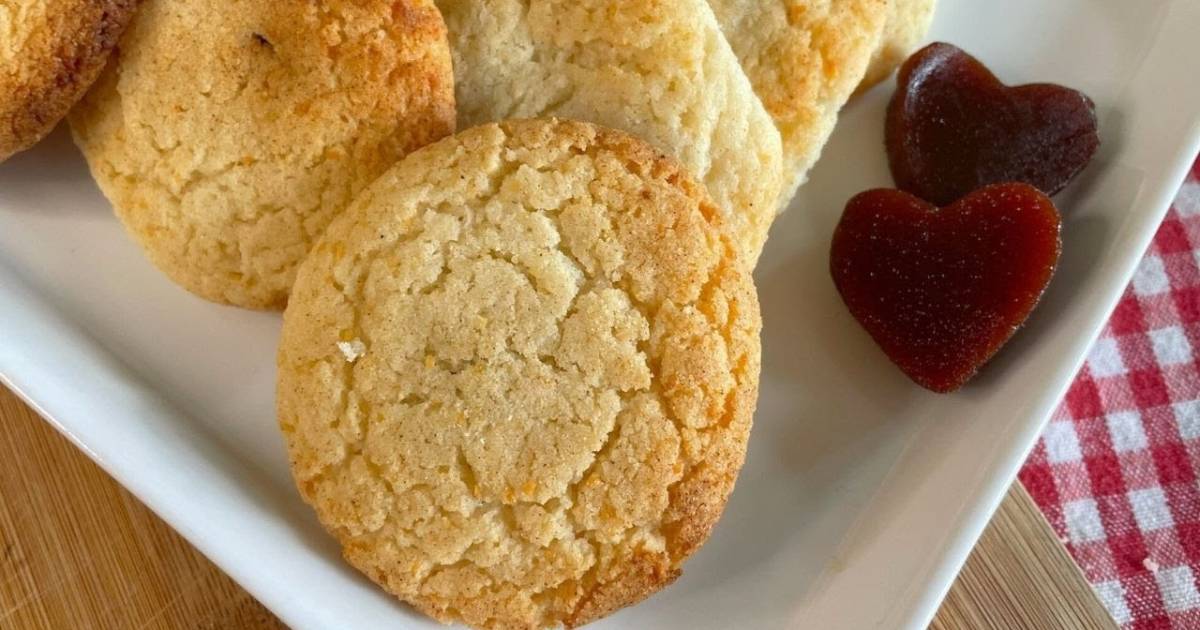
887,42,1100,206
830,184,1062,393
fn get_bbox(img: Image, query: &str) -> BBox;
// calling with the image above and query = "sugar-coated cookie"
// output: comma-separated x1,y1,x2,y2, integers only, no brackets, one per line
859,0,937,92
0,0,138,162
70,0,456,308
708,0,889,203
437,0,784,263
277,119,761,629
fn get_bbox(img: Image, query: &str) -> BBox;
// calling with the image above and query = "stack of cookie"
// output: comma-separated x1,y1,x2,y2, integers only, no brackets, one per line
2,0,932,627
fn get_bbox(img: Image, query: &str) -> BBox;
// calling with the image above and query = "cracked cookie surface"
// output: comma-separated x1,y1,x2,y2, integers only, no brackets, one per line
436,0,784,264
277,119,761,629
0,0,137,162
69,0,455,309
708,0,888,203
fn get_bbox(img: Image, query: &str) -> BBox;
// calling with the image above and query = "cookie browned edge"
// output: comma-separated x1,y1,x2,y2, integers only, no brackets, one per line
0,0,139,162
565,122,761,626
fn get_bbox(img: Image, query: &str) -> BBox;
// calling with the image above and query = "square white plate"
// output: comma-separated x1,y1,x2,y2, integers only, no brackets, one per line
3,0,1200,627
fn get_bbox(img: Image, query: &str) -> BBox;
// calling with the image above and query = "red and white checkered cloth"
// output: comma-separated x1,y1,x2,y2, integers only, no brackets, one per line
1020,155,1200,630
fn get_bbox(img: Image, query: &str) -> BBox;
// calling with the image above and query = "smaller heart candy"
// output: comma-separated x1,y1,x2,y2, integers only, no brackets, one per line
887,42,1100,206
830,183,1062,393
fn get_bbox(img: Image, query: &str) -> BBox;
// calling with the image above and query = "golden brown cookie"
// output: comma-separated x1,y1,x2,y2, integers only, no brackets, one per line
858,0,937,92
277,119,762,629
70,0,456,309
437,0,784,263
709,0,889,203
0,0,138,162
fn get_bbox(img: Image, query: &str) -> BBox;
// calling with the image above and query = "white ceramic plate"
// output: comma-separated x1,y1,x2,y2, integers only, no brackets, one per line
3,0,1199,627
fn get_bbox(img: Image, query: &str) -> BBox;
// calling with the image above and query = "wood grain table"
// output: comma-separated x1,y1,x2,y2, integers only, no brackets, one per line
0,385,1116,629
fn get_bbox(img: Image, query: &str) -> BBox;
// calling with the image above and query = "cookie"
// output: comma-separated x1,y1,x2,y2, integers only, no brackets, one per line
436,0,784,263
0,0,138,162
859,0,937,92
69,0,456,309
708,0,890,203
277,119,761,629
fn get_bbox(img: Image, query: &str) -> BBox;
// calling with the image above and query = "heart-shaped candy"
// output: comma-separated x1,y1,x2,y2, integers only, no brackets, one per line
830,184,1062,393
887,42,1100,206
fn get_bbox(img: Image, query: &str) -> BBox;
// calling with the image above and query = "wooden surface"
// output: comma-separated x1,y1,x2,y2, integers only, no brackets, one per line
0,385,1116,630
931,485,1118,630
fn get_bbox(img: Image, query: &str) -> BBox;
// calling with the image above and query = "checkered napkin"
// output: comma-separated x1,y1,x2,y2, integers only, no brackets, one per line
1020,155,1200,629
